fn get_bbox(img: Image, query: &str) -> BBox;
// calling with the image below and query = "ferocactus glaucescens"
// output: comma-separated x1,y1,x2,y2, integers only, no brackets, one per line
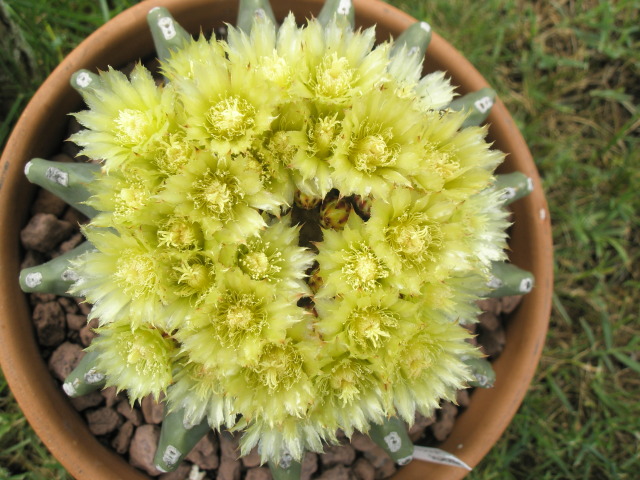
20,0,535,476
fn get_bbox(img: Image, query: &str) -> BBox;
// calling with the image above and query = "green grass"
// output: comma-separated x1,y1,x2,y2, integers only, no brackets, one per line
0,0,137,145
1,0,639,478
0,376,71,480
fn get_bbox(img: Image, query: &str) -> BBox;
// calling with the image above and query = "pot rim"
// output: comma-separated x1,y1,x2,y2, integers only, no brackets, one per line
0,1,553,479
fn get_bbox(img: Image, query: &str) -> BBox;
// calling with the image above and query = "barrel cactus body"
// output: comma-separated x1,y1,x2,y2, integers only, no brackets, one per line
19,0,535,476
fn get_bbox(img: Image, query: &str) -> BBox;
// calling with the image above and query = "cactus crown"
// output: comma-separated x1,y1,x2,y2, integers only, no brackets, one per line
19,0,535,471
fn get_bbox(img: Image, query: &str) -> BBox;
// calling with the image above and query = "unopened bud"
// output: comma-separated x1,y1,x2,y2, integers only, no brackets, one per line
307,265,323,294
351,194,373,219
320,195,352,230
294,190,322,210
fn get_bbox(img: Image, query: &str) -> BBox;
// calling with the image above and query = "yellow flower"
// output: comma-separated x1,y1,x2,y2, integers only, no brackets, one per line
161,35,225,81
181,270,305,367
329,89,422,197
89,321,176,404
171,52,281,155
226,339,318,443
167,360,237,430
316,215,392,298
71,65,176,171
71,228,170,328
293,18,389,105
85,168,163,230
220,215,315,297
159,150,280,243
384,314,477,422
316,291,415,357
225,14,301,92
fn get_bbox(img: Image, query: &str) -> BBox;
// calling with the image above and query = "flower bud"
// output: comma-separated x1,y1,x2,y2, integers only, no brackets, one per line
351,194,372,219
307,264,323,294
319,195,352,230
294,189,322,210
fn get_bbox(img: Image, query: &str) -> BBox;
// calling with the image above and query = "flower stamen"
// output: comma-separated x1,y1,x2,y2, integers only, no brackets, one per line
206,96,256,140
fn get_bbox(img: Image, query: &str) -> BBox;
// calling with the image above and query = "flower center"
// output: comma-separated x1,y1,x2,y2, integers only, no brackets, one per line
328,360,365,405
315,53,355,99
205,180,232,213
268,131,297,164
155,134,192,174
395,224,428,254
310,115,340,157
225,305,255,329
206,96,255,140
159,217,202,250
115,251,158,297
114,182,149,220
114,109,151,145
352,134,398,173
357,257,378,283
402,349,432,379
426,147,459,178
341,243,389,291
330,364,356,391
348,307,396,349
126,343,147,366
117,329,171,378
220,293,264,333
175,262,211,294
387,215,442,263
192,171,242,218
240,251,270,279
261,53,291,86
253,343,300,391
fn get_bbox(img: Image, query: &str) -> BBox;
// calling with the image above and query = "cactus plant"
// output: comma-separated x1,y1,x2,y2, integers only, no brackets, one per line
18,0,536,477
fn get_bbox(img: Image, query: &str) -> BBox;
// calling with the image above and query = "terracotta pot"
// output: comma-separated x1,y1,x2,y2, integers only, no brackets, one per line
0,0,553,478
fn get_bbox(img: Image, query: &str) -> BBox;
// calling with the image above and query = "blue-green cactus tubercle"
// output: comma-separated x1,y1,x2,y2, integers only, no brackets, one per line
24,158,100,218
463,356,497,388
62,349,107,397
494,171,535,205
487,261,535,298
19,241,95,296
450,87,497,128
237,0,277,33
268,456,303,480
369,416,415,465
147,7,193,63
153,407,211,473
390,20,432,60
317,0,355,29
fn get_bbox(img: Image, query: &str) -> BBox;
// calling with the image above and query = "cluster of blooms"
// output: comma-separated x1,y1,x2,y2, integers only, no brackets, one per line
70,14,509,462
